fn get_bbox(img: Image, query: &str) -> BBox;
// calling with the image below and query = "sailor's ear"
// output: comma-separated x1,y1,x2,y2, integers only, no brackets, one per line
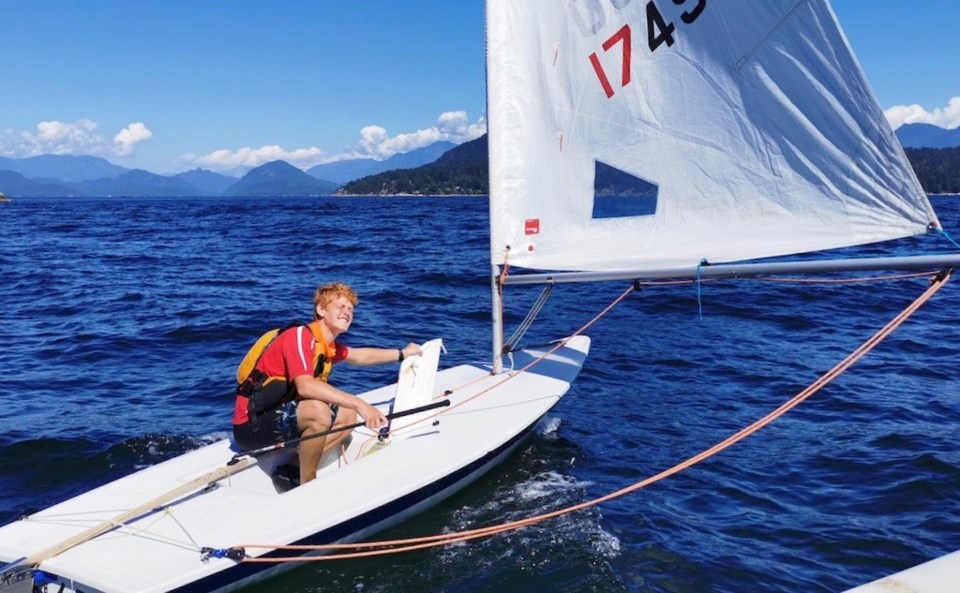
315,303,325,318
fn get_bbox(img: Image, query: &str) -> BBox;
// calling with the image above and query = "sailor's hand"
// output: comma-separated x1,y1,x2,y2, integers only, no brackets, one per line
358,401,388,430
400,342,422,360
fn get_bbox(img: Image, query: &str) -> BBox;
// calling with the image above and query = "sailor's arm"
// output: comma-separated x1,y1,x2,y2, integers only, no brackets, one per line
292,375,386,428
345,342,422,366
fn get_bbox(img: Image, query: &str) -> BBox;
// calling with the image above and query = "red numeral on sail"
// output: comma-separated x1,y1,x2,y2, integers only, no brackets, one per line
589,53,615,98
590,24,631,98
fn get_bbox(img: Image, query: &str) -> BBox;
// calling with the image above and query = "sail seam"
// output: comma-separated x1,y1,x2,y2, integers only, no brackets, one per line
735,0,810,70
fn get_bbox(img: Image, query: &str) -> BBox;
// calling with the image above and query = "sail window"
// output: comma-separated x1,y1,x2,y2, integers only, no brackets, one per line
591,160,658,219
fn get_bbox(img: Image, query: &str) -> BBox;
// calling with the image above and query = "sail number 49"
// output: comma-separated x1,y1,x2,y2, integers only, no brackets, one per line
589,0,706,99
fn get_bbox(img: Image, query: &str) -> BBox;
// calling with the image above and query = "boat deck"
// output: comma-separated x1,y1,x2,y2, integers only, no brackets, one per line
844,550,960,593
0,338,590,593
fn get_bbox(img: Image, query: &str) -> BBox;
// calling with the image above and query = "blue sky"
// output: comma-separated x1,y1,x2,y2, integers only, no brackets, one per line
0,1,957,175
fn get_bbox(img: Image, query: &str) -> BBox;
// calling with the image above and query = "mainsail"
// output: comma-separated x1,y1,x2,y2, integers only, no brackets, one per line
487,0,937,273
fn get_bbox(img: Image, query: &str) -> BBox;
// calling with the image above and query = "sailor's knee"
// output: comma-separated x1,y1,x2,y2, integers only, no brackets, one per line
297,400,333,431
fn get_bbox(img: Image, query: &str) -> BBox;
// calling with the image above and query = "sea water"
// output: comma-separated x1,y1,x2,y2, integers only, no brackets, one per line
1,196,958,592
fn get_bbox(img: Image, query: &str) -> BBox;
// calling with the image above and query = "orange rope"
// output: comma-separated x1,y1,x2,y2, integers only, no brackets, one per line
348,282,639,460
348,274,633,460
382,271,932,447
384,283,638,439
238,272,950,563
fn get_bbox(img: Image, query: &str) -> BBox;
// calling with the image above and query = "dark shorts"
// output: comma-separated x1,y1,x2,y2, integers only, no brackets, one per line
233,401,340,450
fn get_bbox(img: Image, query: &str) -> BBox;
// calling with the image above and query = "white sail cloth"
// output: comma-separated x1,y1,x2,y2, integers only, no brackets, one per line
487,0,936,272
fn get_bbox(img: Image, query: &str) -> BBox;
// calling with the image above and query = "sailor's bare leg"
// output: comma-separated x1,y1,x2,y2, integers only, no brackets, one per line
296,400,333,484
321,408,357,456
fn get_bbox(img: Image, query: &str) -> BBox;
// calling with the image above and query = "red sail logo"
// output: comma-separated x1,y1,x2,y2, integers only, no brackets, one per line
524,218,540,235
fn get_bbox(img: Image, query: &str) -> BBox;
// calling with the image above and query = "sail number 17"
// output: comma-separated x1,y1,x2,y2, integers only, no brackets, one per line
589,0,706,99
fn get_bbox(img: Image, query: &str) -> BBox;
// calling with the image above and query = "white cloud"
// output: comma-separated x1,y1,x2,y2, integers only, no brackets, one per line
185,110,488,172
1,119,154,158
885,97,960,130
114,122,153,156
356,111,486,159
437,110,487,140
183,145,327,171
17,119,105,156
360,124,442,159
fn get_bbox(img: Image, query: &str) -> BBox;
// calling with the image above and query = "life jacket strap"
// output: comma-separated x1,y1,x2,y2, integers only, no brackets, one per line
237,369,270,433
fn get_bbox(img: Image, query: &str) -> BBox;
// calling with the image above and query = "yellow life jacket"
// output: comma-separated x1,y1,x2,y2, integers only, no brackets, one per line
236,321,334,387
235,322,335,431
236,327,285,384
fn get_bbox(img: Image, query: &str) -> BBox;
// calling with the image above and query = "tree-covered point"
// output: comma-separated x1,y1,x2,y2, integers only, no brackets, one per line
904,147,960,194
339,136,489,195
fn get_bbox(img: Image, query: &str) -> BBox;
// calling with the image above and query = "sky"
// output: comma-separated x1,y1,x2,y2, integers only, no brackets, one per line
0,1,957,175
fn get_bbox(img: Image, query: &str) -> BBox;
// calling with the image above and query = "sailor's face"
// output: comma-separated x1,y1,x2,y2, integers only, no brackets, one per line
319,295,354,334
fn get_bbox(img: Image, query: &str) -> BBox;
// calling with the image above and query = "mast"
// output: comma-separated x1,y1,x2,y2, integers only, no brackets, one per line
490,264,504,374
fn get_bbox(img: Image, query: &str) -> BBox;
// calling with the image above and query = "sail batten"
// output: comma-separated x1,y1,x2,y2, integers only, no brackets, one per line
487,0,935,274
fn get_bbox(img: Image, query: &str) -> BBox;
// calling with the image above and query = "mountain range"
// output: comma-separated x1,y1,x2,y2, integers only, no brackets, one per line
1,124,957,198
895,123,960,149
0,142,455,198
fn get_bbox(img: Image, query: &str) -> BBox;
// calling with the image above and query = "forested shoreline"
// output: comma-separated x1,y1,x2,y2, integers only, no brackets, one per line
340,138,960,196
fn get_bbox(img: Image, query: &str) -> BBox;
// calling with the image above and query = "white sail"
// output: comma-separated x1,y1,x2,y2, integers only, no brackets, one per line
487,0,937,273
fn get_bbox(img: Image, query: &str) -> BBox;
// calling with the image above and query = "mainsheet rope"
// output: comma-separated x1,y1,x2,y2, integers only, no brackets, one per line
346,281,639,459
230,271,951,564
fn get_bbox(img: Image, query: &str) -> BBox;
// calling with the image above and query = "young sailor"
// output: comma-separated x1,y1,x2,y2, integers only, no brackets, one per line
232,282,421,485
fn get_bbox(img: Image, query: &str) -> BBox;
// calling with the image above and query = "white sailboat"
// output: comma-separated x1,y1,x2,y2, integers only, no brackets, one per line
1,1,958,592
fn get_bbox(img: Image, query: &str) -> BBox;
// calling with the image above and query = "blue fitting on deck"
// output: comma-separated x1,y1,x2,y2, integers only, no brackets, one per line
200,547,246,563
32,570,53,586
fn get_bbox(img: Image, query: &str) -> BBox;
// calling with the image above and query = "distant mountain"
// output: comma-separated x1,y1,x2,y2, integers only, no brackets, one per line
896,123,960,149
0,154,129,182
0,144,462,197
384,141,457,168
223,160,339,197
305,158,381,185
174,168,237,196
306,141,456,183
0,170,77,197
79,169,202,197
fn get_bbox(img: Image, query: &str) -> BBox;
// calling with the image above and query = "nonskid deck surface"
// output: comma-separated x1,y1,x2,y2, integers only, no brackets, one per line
0,337,589,593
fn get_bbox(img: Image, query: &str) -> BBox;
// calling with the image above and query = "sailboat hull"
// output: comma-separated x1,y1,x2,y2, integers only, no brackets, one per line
0,337,590,593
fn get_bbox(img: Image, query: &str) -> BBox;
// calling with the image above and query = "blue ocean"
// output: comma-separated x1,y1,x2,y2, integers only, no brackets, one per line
1,195,958,592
